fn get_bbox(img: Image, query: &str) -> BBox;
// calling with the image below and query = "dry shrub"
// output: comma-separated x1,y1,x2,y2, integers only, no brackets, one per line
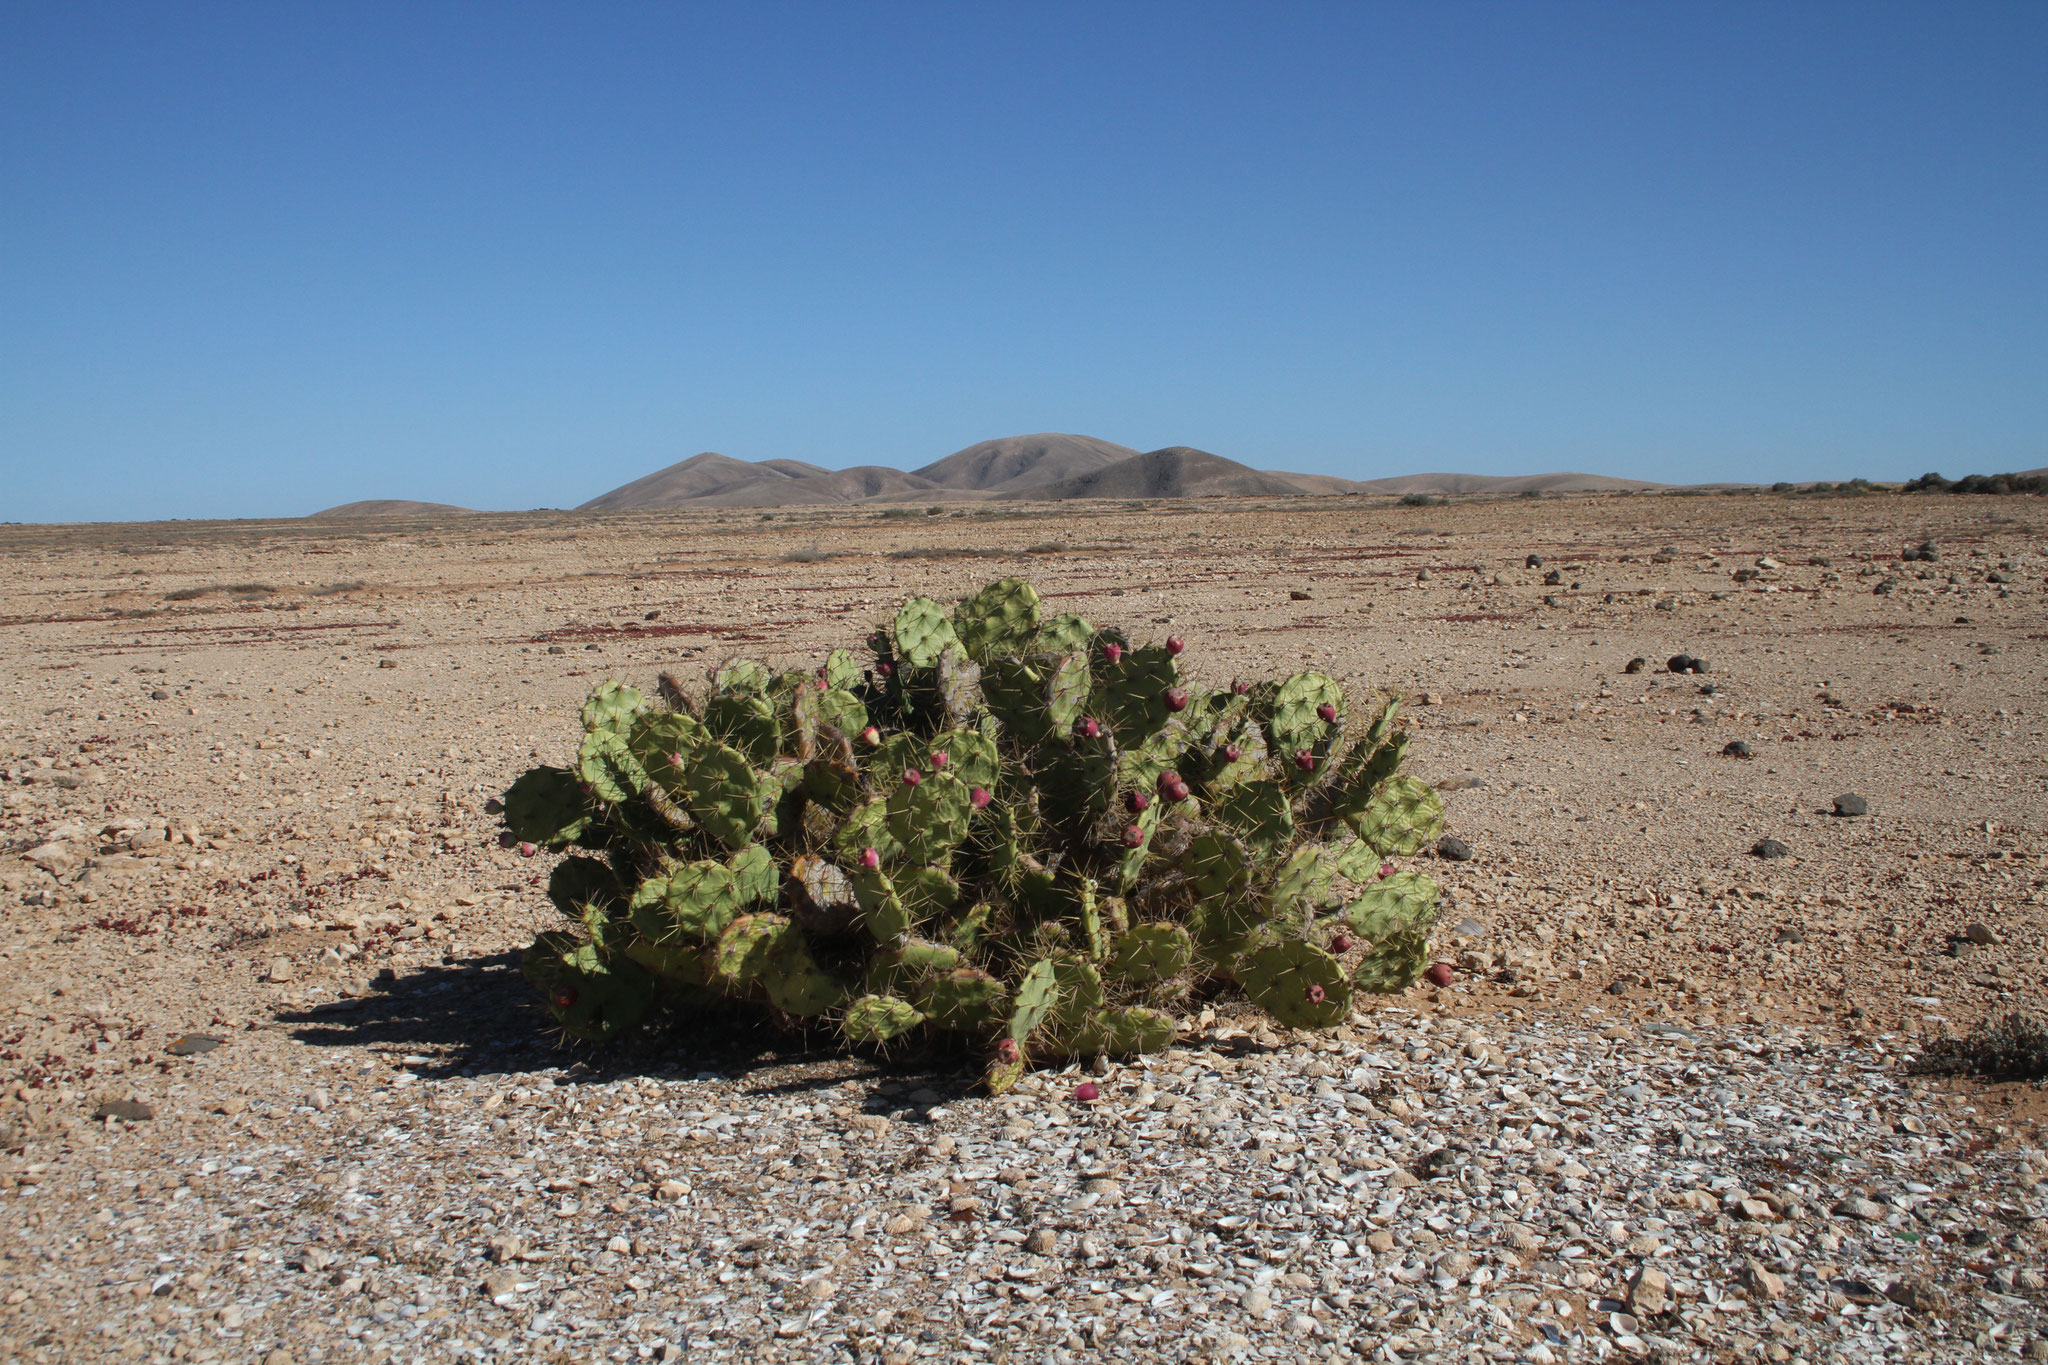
1908,1013,2048,1081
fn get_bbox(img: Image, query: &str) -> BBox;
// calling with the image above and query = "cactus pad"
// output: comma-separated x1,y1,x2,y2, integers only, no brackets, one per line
502,766,593,847
842,993,925,1046
1349,775,1445,855
1104,922,1194,983
952,577,1041,661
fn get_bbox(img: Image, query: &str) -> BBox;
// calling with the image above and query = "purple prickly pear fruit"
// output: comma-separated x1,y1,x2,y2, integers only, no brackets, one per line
518,841,537,858
1156,770,1182,795
1425,962,1455,988
859,726,881,746
1078,716,1100,739
1330,933,1354,953
1305,983,1326,1005
1232,679,1249,694
1102,643,1123,665
1162,686,1188,712
670,751,688,768
970,786,992,810
1376,862,1393,879
929,750,949,770
1293,749,1316,771
877,660,893,677
1125,790,1149,814
996,1037,1020,1064
1222,743,1242,762
1074,1081,1101,1103
1121,824,1145,849
1164,777,1190,803
1165,635,1185,656
860,847,882,871
903,768,923,787
1317,702,1338,723
550,985,578,1010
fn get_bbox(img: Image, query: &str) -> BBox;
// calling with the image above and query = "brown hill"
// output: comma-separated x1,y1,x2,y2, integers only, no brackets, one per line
912,433,1140,494
309,500,476,519
577,453,805,510
579,453,951,510
1350,471,1667,495
1003,447,1311,501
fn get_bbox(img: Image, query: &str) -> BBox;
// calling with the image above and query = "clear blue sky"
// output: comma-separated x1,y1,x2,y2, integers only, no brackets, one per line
4,3,2044,521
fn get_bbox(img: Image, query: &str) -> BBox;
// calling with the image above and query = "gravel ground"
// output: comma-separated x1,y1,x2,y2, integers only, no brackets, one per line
2,492,2045,1362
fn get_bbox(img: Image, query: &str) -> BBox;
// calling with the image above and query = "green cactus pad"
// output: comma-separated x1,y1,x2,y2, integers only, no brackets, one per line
1327,731,1410,820
577,730,647,805
925,727,1001,792
823,648,863,691
681,742,774,850
1266,843,1348,920
952,578,1042,662
1045,652,1094,735
892,596,959,669
628,710,709,778
1048,955,1107,1033
886,770,975,865
1032,612,1095,654
1097,643,1179,739
1236,939,1351,1029
1343,870,1442,942
547,856,621,921
502,766,593,847
763,932,844,1017
1353,928,1430,994
582,681,646,736
708,913,789,990
1267,671,1342,759
897,864,962,919
834,798,906,866
714,661,772,695
944,900,992,952
523,932,653,1043
918,967,1008,1034
729,844,779,906
842,993,925,1046
632,858,742,944
1348,775,1445,855
1213,779,1295,857
1331,837,1382,882
1006,958,1060,1043
1104,922,1196,983
702,692,782,767
1071,1005,1176,1057
622,937,710,986
935,647,984,725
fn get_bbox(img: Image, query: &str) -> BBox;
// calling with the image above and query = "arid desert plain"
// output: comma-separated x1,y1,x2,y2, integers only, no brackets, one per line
2,491,2045,1365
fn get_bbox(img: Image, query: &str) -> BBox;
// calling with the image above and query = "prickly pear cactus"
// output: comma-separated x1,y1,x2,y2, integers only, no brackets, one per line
499,578,1452,1087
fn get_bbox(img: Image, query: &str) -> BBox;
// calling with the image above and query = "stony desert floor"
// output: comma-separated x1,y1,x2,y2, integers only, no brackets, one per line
1,491,2045,1365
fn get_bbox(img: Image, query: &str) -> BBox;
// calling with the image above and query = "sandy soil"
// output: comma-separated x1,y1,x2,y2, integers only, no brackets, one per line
2,491,2044,1362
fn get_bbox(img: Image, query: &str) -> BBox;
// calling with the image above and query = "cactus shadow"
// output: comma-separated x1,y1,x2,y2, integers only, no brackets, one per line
275,950,982,1114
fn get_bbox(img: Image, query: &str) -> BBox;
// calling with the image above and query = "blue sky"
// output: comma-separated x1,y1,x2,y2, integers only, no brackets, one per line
4,3,2044,521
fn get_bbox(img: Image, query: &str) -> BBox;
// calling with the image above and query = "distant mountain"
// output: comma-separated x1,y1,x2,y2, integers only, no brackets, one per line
579,452,953,510
310,499,476,518
912,433,1140,494
1348,471,1667,495
1003,447,1313,500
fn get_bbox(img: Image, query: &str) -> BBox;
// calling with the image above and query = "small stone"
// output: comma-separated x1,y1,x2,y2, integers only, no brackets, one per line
483,1271,534,1306
309,1088,331,1112
93,1099,154,1122
1024,1227,1057,1256
165,1034,224,1057
1623,657,1647,674
1885,1277,1947,1315
1722,740,1752,758
1752,838,1790,859
1965,922,1997,946
1435,835,1473,862
1525,555,1544,568
1241,1286,1273,1315
1289,589,1312,601
1835,1195,1887,1222
1667,653,1697,674
262,1351,294,1365
1741,1261,1786,1301
150,688,171,700
1605,981,1628,997
1832,793,1869,817
1626,1266,1670,1316
264,957,295,983
1365,1231,1397,1254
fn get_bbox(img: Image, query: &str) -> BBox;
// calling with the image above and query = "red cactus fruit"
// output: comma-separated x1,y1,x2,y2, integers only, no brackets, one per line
995,1038,1020,1064
550,985,578,1010
1163,778,1190,803
1122,824,1145,848
860,847,882,871
1294,749,1316,771
1156,770,1183,794
1125,790,1150,814
1222,743,1242,762
969,786,992,810
1078,716,1101,739
1165,635,1185,656
1425,962,1455,988
877,660,893,677
903,768,923,787
929,750,949,770
1306,983,1326,1004
518,841,537,858
1376,862,1394,878
1232,680,1249,695
859,726,881,746
1074,1081,1101,1102
1317,702,1338,723
671,751,688,768
1163,687,1188,712
1102,643,1123,664
1330,933,1354,953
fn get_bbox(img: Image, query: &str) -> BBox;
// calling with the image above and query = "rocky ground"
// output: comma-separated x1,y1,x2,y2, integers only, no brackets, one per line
1,490,2045,1363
